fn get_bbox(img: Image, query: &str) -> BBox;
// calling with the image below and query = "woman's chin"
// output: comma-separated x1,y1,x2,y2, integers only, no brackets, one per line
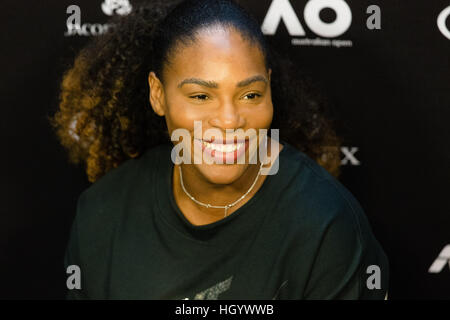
195,162,248,185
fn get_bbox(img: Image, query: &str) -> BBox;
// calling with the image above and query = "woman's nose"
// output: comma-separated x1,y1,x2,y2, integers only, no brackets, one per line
208,101,244,130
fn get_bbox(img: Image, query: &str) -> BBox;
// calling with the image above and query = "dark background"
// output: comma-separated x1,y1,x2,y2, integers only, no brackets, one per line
0,0,449,299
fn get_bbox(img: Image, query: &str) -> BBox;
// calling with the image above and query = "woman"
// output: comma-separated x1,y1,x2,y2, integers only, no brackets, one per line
51,0,389,299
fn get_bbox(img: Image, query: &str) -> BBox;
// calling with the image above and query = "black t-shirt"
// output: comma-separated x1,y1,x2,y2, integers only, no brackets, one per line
64,139,389,299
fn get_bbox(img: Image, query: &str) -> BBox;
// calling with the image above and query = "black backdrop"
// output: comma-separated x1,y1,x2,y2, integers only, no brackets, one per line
0,0,449,299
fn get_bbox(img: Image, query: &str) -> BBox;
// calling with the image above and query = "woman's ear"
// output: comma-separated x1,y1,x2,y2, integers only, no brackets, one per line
148,71,166,116
268,68,272,83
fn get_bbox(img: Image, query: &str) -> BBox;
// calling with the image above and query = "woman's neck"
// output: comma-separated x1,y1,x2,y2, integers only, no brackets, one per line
172,138,283,225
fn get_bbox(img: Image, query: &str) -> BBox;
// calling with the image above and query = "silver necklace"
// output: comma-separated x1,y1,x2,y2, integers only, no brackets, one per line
178,161,265,217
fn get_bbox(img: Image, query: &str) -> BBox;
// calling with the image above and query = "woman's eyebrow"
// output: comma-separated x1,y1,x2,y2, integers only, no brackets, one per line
237,75,268,87
177,75,268,88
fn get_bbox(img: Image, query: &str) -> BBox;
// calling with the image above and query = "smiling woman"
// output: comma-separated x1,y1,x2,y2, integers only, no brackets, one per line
50,0,389,300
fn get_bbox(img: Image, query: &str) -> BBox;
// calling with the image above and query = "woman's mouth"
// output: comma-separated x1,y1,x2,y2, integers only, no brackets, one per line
194,138,250,164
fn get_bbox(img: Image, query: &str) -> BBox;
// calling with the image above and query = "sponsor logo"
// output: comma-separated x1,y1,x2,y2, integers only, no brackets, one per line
341,146,360,166
65,1,132,37
428,244,450,273
437,6,450,40
261,0,353,48
101,0,132,16
321,146,361,166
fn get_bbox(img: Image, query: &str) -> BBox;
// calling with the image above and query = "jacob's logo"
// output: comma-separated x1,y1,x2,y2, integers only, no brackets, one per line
65,1,132,37
64,5,112,37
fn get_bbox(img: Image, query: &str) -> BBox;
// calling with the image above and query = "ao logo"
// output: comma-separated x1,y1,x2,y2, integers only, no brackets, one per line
262,0,352,38
428,244,450,273
437,6,450,40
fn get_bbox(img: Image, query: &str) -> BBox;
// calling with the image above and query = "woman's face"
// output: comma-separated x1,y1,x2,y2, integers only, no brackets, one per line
149,26,273,185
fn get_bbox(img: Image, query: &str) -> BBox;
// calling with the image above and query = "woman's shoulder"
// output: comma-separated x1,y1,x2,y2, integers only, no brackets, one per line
65,143,171,299
277,143,389,298
75,143,172,224
84,143,170,189
278,141,373,243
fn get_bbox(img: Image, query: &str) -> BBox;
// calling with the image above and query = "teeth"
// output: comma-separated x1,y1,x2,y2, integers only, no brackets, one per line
202,141,244,153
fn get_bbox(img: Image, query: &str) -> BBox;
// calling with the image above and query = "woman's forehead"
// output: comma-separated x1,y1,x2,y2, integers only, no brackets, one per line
165,27,267,79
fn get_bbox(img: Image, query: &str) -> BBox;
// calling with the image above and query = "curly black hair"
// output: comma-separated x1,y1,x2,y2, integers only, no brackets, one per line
49,0,342,183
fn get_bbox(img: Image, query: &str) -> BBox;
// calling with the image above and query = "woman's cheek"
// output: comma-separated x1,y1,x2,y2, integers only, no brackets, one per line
166,100,192,128
246,103,273,129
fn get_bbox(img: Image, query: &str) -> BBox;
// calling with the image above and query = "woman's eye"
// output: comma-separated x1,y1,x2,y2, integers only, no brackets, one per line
189,94,209,100
243,93,261,100
189,93,261,101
